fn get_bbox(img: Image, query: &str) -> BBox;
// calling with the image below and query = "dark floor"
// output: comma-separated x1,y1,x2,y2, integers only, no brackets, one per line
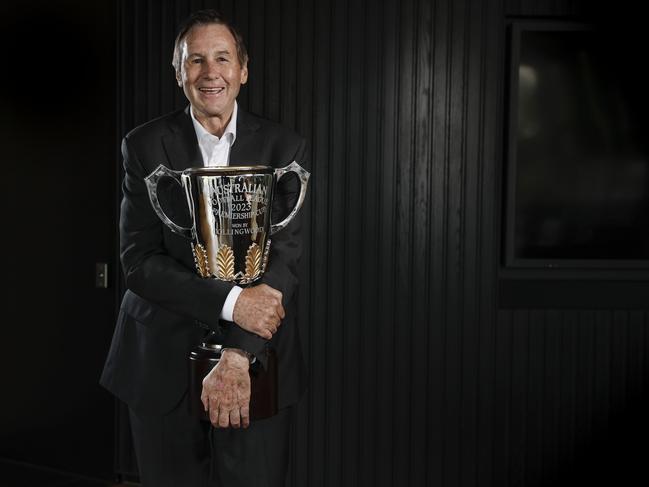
0,460,136,487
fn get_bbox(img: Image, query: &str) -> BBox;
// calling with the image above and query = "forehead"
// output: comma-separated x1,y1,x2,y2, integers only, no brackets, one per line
182,23,237,54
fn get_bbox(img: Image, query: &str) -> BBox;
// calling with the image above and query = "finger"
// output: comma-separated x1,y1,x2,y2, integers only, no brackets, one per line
270,311,281,332
229,408,241,429
209,399,220,427
263,319,277,337
240,404,250,428
218,406,230,428
270,310,281,326
258,324,273,339
277,303,286,320
237,381,251,428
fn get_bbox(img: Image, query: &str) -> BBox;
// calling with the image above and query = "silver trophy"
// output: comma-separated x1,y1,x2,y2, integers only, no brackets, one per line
144,161,310,421
145,162,310,283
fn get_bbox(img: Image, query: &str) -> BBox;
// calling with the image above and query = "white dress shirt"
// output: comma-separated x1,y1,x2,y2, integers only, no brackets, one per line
190,104,243,322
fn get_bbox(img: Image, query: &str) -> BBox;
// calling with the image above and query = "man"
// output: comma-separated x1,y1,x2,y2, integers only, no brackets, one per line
100,9,307,487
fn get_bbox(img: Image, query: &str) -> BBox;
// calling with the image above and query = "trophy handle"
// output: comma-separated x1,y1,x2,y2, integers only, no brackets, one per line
144,164,193,239
271,161,311,235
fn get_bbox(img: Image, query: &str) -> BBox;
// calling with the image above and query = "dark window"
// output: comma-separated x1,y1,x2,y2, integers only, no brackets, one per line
504,22,649,268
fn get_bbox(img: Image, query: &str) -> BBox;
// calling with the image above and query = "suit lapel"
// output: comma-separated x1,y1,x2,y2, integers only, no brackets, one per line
230,108,262,166
161,106,202,171
162,105,263,169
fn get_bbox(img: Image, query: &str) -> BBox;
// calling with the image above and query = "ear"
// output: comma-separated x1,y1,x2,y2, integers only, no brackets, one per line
175,69,183,87
240,63,248,85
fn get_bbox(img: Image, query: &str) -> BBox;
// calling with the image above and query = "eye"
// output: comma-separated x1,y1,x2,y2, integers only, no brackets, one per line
217,57,229,63
191,58,203,64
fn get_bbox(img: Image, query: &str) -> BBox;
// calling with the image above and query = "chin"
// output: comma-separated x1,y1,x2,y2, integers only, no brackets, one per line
193,104,223,118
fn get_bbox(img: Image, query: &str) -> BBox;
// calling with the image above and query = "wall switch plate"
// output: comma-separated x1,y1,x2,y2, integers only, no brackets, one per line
95,262,108,288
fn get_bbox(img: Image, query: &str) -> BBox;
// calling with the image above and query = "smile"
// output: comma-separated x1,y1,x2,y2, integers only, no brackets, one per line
199,87,225,95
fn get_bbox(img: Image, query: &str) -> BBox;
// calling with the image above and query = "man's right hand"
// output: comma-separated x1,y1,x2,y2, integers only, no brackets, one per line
232,283,285,339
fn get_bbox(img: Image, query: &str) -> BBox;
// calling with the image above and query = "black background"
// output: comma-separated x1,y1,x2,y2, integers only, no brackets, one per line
0,0,117,480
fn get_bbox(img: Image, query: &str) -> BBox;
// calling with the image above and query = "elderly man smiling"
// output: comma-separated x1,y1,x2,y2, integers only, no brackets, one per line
101,9,308,487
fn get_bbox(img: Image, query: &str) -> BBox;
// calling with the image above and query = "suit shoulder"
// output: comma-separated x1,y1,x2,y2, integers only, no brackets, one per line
246,112,306,145
123,108,187,144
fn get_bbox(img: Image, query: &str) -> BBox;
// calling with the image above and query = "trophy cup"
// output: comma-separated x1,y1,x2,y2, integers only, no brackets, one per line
145,162,310,420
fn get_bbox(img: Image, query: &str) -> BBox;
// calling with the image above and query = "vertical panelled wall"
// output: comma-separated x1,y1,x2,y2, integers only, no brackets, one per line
117,1,649,486
117,0,502,485
494,310,649,486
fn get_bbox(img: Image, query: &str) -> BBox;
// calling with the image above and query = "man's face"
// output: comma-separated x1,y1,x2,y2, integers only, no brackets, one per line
176,23,248,122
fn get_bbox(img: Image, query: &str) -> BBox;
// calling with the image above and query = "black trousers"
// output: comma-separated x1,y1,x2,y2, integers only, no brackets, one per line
128,393,292,487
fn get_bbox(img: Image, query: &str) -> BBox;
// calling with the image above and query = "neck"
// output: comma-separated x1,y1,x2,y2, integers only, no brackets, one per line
193,108,233,137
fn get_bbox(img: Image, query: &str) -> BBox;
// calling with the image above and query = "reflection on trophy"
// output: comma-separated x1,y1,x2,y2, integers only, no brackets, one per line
145,162,310,420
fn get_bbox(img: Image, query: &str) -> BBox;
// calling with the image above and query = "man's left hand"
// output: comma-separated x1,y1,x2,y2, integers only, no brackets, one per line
201,349,251,428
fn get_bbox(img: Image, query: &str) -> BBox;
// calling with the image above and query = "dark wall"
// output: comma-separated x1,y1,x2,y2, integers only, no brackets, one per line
0,0,117,480
114,0,649,486
498,1,649,486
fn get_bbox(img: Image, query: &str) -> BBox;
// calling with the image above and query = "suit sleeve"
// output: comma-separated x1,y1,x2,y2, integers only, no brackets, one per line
221,138,308,365
119,136,233,330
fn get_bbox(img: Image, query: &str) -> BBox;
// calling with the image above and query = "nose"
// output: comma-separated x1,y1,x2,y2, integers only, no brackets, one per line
202,59,221,79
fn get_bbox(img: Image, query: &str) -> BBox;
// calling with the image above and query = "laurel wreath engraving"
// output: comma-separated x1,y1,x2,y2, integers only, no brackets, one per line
216,244,235,280
245,243,262,280
192,243,211,278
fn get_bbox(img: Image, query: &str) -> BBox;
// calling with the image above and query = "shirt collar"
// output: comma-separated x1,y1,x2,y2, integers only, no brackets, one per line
190,102,238,146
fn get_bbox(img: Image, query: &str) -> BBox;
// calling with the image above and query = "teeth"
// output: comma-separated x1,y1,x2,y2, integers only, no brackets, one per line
200,87,224,93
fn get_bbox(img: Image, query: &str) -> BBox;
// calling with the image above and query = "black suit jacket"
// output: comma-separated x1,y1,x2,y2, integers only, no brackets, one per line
100,106,308,415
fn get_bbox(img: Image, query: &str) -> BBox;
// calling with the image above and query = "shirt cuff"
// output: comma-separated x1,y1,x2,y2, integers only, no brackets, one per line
220,285,243,322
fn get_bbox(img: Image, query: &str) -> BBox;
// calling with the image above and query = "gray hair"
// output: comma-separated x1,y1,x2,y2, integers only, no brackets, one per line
172,9,248,72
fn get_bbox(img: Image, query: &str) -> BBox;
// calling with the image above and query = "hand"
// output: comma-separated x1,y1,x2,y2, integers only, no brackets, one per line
201,349,251,428
232,284,285,339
